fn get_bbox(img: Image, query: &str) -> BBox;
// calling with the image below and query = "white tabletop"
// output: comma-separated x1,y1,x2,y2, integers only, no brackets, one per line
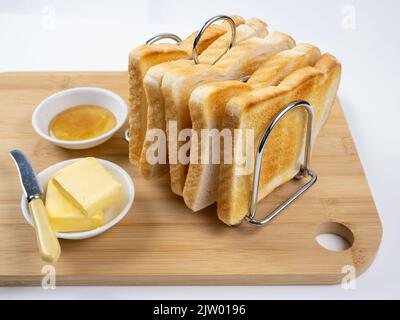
1,0,399,299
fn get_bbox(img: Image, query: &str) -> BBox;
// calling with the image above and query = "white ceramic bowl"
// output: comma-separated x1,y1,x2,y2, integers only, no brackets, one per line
32,87,128,149
21,158,135,240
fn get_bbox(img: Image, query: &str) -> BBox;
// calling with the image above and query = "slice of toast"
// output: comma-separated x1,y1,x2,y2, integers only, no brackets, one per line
217,53,341,225
128,16,245,165
247,44,321,87
139,18,268,179
162,32,296,196
183,44,321,211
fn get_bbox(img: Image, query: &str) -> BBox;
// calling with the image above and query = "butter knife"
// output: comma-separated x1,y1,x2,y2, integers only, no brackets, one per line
10,150,61,263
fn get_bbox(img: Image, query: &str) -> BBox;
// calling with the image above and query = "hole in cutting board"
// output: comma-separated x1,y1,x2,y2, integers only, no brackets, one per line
315,222,354,252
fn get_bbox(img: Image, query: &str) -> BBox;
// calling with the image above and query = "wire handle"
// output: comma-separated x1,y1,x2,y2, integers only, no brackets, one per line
146,33,182,45
246,101,318,226
192,15,236,65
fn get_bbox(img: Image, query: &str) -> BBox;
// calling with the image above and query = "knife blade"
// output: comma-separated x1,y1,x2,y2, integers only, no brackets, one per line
9,149,61,263
10,150,43,201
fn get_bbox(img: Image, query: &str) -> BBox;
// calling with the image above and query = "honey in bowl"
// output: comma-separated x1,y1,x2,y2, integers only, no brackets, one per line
49,105,116,141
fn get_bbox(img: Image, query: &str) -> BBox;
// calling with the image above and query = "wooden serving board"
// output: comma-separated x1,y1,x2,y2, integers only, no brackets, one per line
0,72,382,286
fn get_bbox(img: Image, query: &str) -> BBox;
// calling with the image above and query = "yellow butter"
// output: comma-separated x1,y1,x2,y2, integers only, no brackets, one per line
45,179,104,232
52,157,121,216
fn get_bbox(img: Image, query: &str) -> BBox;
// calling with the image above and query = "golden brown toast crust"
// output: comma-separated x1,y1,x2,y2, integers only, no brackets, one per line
217,54,341,225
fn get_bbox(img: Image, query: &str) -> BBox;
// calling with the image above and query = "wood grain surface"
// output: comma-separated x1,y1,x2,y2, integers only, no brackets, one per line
0,72,382,286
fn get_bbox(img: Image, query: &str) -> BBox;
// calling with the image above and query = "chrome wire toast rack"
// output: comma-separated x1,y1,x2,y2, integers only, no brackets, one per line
125,15,318,226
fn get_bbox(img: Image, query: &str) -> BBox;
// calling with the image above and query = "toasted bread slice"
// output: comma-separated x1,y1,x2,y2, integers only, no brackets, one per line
162,32,296,196
248,44,321,87
183,44,321,211
128,16,245,165
139,18,268,179
217,53,341,225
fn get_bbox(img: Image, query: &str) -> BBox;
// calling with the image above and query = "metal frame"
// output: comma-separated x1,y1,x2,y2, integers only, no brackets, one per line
146,33,182,45
124,128,130,143
192,15,236,65
246,101,318,226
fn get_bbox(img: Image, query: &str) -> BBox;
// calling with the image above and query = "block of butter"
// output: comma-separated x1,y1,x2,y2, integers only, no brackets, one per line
52,157,121,216
45,179,104,232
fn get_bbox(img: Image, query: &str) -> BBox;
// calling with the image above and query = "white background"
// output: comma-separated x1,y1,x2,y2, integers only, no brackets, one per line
1,0,400,299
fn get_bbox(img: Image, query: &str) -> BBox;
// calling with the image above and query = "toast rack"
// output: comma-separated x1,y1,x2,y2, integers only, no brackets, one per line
124,14,237,143
124,17,318,227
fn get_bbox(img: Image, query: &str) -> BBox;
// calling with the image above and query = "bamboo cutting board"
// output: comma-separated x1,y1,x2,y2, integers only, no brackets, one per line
0,72,382,286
